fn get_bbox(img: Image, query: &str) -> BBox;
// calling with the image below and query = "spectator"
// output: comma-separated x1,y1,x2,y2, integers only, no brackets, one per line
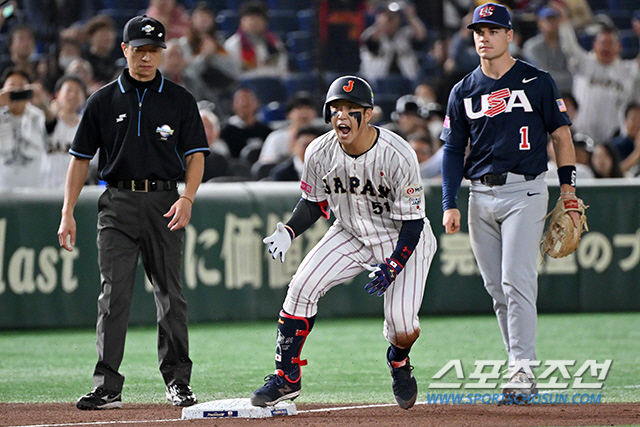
257,91,318,166
145,0,190,41
0,25,39,81
414,81,437,104
407,131,434,178
40,75,87,188
359,1,428,82
612,102,640,175
0,67,46,190
65,58,102,96
178,1,221,60
180,3,239,116
220,87,272,160
81,15,119,86
521,5,573,94
383,94,428,139
160,40,202,91
57,37,83,75
591,142,624,178
200,107,231,182
267,126,323,181
223,0,288,77
557,3,640,144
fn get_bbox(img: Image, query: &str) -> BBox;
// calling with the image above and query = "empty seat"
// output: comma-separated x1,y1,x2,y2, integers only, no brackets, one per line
240,76,288,104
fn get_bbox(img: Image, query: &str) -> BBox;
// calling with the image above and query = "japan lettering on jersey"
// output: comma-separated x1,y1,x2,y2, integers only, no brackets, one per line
300,127,425,247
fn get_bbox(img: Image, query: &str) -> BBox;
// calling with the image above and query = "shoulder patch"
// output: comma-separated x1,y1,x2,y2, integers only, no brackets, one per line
403,184,423,198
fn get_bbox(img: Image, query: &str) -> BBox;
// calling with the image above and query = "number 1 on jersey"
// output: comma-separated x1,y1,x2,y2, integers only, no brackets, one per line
519,126,530,150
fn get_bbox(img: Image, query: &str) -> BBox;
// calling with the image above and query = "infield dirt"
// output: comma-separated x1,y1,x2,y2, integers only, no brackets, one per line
1,402,639,427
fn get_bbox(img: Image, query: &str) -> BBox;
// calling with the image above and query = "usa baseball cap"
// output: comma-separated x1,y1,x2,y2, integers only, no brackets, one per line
467,2,512,30
123,15,166,48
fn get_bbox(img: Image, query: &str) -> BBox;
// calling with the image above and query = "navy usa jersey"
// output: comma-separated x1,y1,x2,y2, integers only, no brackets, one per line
441,60,571,180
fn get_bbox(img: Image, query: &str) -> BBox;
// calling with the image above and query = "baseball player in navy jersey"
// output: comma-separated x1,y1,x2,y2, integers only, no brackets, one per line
440,3,581,400
250,75,437,409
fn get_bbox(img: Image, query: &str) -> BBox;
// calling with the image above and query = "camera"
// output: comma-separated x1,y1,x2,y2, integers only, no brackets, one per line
9,89,33,101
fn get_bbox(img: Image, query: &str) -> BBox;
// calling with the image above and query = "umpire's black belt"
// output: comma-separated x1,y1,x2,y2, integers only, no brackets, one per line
109,180,178,192
479,173,537,187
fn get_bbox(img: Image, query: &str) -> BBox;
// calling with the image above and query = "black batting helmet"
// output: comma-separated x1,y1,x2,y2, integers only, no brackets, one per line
323,75,374,123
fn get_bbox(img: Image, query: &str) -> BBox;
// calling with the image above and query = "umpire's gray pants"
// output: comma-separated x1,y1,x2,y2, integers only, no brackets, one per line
92,187,192,392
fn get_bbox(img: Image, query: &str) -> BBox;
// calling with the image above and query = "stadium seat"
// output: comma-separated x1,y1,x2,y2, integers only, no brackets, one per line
619,29,640,59
259,101,286,123
240,76,288,104
97,9,140,32
268,10,298,34
586,0,611,10
216,9,239,38
181,0,229,12
610,0,639,11
593,9,632,29
267,0,309,12
102,0,148,10
286,31,314,54
282,72,321,98
374,94,400,123
297,9,316,32
373,74,414,98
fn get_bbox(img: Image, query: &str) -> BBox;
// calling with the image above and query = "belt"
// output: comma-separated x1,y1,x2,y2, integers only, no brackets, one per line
479,173,537,187
109,180,177,192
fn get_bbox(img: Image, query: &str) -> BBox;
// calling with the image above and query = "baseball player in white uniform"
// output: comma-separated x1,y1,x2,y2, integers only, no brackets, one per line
250,75,437,410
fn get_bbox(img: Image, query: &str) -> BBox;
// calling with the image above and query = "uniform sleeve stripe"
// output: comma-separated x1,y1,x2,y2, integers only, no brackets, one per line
184,147,209,156
69,149,93,159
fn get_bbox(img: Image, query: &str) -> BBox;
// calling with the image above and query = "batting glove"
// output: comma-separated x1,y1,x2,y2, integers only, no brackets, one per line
263,222,294,263
364,258,403,297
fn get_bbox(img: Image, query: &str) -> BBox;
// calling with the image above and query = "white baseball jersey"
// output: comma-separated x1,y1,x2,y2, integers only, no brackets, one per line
284,126,436,346
301,126,426,247
558,22,640,143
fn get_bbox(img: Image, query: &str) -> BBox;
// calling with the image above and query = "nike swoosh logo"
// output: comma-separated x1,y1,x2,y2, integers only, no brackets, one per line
527,192,540,196
522,77,538,84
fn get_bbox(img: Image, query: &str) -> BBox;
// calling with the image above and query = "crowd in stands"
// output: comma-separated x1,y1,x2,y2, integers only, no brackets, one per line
1,0,640,190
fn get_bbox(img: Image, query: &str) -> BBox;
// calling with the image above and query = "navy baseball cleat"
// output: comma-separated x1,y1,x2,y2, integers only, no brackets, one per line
76,387,122,410
166,383,197,407
387,349,418,409
250,369,301,407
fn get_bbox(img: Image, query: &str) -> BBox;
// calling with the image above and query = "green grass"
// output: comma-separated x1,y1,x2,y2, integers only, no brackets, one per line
0,313,638,404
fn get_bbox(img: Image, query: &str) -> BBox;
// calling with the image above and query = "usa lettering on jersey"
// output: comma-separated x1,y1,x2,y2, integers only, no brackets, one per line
464,89,533,119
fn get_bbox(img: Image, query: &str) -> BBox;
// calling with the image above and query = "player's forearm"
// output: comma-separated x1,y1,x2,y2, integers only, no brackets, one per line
285,198,328,238
551,126,576,168
61,157,90,216
183,152,205,201
389,219,423,266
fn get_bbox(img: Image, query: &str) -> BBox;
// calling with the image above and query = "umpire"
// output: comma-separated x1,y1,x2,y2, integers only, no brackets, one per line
57,15,209,410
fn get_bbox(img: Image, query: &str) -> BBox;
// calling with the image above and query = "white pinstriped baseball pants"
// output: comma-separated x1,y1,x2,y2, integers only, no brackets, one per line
282,221,437,348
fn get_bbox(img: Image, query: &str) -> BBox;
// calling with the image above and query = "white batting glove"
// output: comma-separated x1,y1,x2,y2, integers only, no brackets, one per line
263,222,293,263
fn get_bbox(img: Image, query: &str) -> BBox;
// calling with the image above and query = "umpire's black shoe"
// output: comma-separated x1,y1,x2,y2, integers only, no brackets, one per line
250,369,301,407
387,349,418,409
166,383,197,407
76,387,122,410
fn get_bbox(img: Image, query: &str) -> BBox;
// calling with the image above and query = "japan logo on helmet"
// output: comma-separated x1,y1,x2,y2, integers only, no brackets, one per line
323,75,374,123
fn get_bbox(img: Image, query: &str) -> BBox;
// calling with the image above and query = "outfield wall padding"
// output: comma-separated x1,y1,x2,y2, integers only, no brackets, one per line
1,180,638,329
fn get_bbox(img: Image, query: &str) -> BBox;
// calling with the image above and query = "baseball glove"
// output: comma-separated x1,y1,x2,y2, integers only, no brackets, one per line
541,196,588,258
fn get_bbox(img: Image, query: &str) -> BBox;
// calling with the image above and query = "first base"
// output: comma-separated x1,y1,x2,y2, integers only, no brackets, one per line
181,398,297,419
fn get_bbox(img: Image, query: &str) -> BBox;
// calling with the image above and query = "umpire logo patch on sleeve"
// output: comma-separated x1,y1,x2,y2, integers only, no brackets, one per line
403,184,423,198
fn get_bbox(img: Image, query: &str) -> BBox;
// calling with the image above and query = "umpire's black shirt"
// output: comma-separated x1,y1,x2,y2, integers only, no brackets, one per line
70,68,209,182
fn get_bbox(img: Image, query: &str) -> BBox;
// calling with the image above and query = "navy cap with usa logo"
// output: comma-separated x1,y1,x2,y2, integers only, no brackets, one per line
123,15,167,48
467,2,512,30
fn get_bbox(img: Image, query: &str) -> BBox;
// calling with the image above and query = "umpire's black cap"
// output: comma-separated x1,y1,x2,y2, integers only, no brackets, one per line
123,15,167,48
467,2,512,30
323,75,374,123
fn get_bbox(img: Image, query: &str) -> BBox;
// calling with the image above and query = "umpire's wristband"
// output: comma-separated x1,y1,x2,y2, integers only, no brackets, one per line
557,165,576,187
